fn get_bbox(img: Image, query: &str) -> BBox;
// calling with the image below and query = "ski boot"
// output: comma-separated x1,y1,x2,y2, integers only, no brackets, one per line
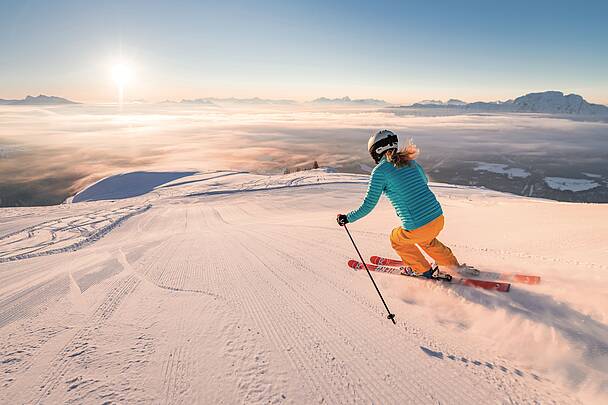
424,265,453,281
401,265,452,281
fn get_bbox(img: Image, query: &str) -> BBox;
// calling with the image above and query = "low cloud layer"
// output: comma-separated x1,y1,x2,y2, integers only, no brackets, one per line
1,104,607,206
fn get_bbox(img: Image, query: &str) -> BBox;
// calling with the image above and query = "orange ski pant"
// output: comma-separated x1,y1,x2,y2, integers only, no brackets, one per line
390,215,459,274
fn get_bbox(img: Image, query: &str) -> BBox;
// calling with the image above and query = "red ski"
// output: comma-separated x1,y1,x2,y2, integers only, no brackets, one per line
370,256,540,285
347,260,511,292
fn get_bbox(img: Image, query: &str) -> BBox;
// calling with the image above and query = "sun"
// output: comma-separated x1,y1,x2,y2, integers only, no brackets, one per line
111,63,133,87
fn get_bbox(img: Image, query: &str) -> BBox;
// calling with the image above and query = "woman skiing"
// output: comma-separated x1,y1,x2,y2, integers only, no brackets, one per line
337,130,469,279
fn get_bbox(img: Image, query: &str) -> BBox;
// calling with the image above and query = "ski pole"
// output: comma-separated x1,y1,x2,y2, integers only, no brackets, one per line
343,224,396,324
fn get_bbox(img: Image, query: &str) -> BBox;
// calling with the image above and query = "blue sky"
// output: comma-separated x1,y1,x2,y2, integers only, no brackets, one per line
1,0,606,103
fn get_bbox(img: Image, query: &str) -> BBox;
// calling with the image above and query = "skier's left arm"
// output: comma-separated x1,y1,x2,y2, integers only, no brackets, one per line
345,168,386,223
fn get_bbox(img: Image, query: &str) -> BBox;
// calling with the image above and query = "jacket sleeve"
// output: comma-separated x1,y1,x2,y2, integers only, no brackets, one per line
415,161,428,184
346,168,386,223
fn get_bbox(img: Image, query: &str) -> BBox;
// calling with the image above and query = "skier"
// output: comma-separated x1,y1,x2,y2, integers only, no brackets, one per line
337,130,471,279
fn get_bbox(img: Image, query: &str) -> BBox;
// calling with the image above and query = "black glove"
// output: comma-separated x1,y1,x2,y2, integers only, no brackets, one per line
336,214,349,226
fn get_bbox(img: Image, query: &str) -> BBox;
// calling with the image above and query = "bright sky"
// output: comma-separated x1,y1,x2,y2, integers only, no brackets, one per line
1,0,607,104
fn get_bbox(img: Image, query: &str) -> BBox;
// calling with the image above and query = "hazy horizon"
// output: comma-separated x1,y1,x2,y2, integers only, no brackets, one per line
3,89,608,106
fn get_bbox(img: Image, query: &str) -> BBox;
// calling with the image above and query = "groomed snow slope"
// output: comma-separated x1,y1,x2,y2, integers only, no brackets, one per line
1,170,607,404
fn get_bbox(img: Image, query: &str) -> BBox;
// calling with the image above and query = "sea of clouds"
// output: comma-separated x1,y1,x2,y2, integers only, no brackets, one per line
1,103,607,206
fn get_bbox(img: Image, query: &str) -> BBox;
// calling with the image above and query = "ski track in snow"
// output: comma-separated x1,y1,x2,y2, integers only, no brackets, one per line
0,204,151,263
1,169,606,404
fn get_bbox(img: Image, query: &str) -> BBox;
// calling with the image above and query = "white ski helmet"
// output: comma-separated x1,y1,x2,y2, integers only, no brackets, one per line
368,130,398,163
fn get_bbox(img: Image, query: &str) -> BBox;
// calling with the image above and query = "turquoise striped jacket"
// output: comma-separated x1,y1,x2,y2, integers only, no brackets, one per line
346,157,442,230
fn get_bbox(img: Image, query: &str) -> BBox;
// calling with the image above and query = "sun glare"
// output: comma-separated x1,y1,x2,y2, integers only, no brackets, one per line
111,63,134,106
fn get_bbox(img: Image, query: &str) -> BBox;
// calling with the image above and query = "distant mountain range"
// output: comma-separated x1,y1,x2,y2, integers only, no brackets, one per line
3,92,605,115
405,91,608,116
0,94,79,105
178,96,387,106
310,96,387,105
0,94,387,106
179,97,296,105
415,99,467,106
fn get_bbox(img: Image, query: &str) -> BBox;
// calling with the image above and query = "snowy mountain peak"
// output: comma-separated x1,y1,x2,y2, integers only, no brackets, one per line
311,96,387,105
413,99,467,107
446,98,467,106
179,97,296,105
405,91,608,116
0,94,79,105
509,91,600,114
416,99,444,105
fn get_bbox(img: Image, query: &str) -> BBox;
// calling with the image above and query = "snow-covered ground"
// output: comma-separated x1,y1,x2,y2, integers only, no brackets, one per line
473,162,531,179
582,173,603,179
544,177,601,192
1,169,607,404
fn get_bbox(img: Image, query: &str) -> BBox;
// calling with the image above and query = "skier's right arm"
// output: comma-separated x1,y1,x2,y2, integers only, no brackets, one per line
346,168,386,223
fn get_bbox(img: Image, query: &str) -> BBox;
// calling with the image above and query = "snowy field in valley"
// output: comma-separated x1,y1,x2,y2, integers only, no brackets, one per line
0,169,607,404
472,162,531,179
544,177,601,192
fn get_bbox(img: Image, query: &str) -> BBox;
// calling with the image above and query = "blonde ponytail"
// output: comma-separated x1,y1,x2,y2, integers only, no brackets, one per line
386,140,420,168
